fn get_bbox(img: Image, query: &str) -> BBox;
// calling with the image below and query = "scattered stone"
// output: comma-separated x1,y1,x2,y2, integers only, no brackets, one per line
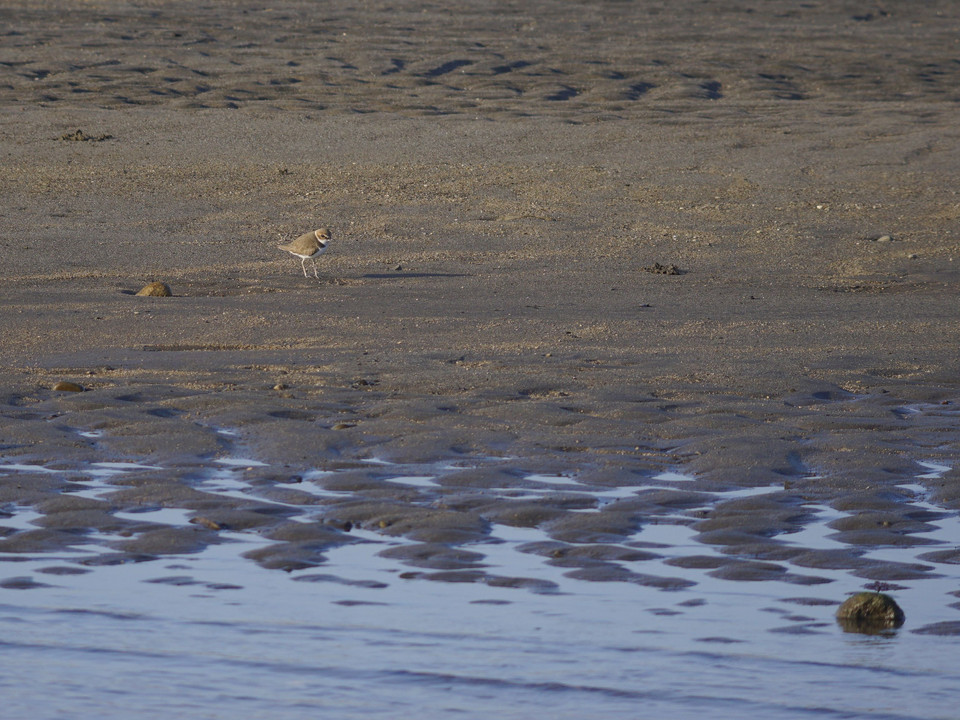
273,383,288,391
873,235,893,242
136,281,172,297
190,516,222,531
642,262,682,275
59,129,113,142
836,591,905,632
332,422,356,430
52,381,84,392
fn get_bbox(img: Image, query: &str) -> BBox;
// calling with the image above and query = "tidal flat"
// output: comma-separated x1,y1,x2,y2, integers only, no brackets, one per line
1,0,959,717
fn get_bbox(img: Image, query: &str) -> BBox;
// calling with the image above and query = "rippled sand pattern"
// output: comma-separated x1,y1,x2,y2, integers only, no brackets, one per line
1,386,958,599
1,1,958,120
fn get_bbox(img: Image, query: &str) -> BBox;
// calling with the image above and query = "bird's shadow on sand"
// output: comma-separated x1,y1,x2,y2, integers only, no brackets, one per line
362,272,471,279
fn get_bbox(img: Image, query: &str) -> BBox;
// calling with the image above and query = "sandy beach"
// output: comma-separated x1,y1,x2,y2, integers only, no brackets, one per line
1,1,960,716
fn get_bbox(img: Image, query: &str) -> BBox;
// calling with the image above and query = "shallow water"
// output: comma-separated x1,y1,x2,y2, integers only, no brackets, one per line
0,457,958,719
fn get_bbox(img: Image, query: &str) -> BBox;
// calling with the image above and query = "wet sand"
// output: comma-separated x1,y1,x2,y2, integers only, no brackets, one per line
1,0,960,590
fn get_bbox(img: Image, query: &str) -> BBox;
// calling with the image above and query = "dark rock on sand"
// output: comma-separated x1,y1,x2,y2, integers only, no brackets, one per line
59,129,112,142
52,381,84,392
642,262,682,275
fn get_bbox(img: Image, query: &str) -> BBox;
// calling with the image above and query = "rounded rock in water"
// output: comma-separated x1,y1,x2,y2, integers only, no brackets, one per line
836,592,905,633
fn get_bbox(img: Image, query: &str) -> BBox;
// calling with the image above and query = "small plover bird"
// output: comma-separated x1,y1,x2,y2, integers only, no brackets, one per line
278,228,332,279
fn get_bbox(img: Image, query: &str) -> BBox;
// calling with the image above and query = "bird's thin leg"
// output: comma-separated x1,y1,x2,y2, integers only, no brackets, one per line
301,258,309,277
312,259,320,280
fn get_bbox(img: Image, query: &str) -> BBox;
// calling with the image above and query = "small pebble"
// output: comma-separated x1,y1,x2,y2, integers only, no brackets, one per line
190,516,222,531
52,381,84,392
59,129,112,142
642,262,682,275
874,235,893,242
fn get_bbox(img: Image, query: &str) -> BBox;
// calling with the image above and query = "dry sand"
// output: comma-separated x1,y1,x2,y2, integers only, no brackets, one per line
1,0,959,580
